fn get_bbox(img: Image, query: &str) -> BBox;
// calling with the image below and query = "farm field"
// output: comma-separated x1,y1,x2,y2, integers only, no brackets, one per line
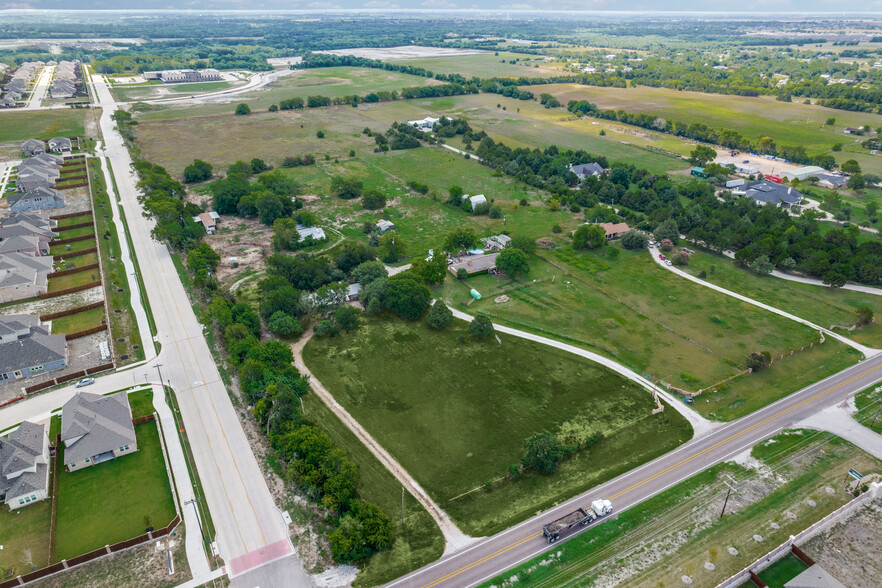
303,315,693,536
526,84,882,172
393,52,567,78
134,90,690,176
682,250,882,348
479,430,881,588
53,423,176,562
0,109,92,143
443,245,854,421
300,391,444,587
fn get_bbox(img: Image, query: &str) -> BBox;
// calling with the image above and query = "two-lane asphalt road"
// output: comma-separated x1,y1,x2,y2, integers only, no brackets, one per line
388,352,882,588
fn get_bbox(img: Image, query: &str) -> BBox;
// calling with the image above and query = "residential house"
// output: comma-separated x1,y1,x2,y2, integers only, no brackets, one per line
598,222,631,240
0,252,54,302
296,225,326,242
462,194,487,210
193,211,220,235
0,422,50,510
0,314,67,381
843,128,859,134
0,234,47,256
448,252,500,276
47,137,73,153
0,213,58,237
50,79,76,99
347,282,363,301
8,187,65,214
494,234,512,248
733,181,803,208
407,117,440,131
376,219,395,233
21,139,46,157
0,96,16,108
817,174,848,190
569,162,604,180
61,391,138,472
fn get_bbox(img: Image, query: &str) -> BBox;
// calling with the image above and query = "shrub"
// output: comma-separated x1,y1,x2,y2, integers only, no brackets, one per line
334,306,360,332
361,190,386,210
552,224,562,233
268,104,279,112
488,205,502,218
316,130,325,139
469,314,494,338
621,230,648,250
672,251,690,266
522,432,564,474
426,302,454,330
235,103,251,115
456,267,468,280
314,319,340,337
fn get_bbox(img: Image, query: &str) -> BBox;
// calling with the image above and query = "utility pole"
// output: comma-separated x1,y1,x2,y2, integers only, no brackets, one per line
720,476,737,519
402,487,405,531
154,363,165,390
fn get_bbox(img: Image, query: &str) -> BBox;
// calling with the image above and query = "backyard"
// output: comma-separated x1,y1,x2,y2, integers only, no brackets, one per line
302,314,693,536
479,430,882,588
49,305,105,335
0,493,51,575
53,422,176,562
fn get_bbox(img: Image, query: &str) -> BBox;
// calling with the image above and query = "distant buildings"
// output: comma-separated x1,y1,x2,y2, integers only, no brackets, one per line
407,117,440,131
192,211,220,235
376,219,395,233
733,181,803,208
143,69,222,84
570,162,604,180
296,225,326,242
448,252,500,276
50,61,80,99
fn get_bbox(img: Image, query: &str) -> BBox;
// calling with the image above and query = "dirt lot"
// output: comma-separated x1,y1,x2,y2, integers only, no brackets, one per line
36,529,192,588
0,285,103,316
316,45,487,60
801,496,882,587
202,217,270,285
713,148,806,177
0,331,110,403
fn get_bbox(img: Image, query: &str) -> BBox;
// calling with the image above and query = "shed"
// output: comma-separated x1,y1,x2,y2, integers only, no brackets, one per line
494,234,512,247
725,179,745,188
376,219,395,233
690,167,707,178
462,194,487,210
347,283,363,301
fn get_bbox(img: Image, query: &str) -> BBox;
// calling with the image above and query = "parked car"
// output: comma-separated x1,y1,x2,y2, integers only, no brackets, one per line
659,254,666,260
665,260,673,266
75,378,95,388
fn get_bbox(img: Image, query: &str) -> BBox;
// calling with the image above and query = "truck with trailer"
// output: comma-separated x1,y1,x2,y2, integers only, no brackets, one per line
542,499,613,543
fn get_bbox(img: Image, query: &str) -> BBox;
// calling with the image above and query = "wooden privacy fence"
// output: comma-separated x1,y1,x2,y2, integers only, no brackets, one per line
40,300,104,321
22,363,114,395
39,281,101,299
48,263,99,278
59,247,97,259
64,324,107,340
0,515,181,588
52,234,95,246
56,221,94,232
50,210,93,221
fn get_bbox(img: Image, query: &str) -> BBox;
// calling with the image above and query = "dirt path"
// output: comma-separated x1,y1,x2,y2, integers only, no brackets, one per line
290,330,478,556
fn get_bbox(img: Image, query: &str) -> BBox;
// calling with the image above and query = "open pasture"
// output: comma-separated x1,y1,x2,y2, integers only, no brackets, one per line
303,315,692,536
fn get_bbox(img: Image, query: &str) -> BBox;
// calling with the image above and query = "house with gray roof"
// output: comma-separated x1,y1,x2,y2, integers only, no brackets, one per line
0,96,16,108
297,224,326,242
48,137,72,153
0,315,67,381
0,252,53,302
570,162,604,181
61,392,137,472
817,174,848,190
0,421,50,510
0,234,47,256
21,139,46,157
8,186,64,214
733,181,803,208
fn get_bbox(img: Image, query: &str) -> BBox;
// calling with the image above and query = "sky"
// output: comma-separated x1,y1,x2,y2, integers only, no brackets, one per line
0,2,878,13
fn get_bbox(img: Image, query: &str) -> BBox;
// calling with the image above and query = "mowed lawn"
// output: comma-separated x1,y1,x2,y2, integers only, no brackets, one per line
46,267,100,292
528,84,882,172
53,423,176,561
0,110,90,143
303,315,693,535
50,306,105,335
0,493,51,572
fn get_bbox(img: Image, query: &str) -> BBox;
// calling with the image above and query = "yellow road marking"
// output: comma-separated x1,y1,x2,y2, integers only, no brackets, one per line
421,361,882,587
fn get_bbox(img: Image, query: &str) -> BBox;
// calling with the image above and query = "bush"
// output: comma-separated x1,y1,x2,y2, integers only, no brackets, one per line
747,351,772,371
331,176,363,200
235,103,251,115
316,130,325,139
496,248,529,277
456,267,468,280
361,189,386,210
268,104,279,112
522,432,564,474
334,306,360,332
314,319,340,337
552,224,562,233
426,302,454,330
621,230,648,250
672,251,690,266
183,159,213,184
469,314,494,338
268,311,302,337
659,239,674,252
488,205,502,219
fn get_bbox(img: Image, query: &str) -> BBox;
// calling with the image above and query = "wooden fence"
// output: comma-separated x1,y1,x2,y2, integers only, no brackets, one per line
21,363,114,395
50,210,93,221
47,434,61,565
52,234,95,246
39,281,101,299
40,300,105,321
0,515,181,588
53,182,88,191
65,324,108,340
56,221,94,232
48,263,99,278
60,247,97,259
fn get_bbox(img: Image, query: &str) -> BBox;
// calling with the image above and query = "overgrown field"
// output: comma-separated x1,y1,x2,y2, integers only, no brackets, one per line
303,315,692,536
527,84,881,172
479,430,882,588
390,52,567,78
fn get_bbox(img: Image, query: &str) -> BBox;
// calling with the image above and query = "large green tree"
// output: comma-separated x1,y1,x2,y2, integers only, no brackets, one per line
443,227,479,252
385,273,430,320
496,248,529,277
522,432,565,474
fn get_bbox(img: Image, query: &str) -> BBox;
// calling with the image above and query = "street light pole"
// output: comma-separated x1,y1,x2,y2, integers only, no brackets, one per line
154,363,165,390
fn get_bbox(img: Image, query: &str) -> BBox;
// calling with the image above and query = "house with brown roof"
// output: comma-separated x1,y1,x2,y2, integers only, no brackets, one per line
598,222,631,240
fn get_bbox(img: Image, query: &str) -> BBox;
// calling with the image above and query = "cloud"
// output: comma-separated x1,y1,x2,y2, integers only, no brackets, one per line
0,1,35,6
499,3,534,8
421,0,458,7
363,0,400,6
308,0,341,6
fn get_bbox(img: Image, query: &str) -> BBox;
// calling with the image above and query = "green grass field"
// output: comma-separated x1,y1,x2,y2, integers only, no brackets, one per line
54,422,176,562
0,110,91,143
46,267,100,292
303,315,692,536
444,245,848,421
392,52,567,79
0,489,51,572
480,430,882,588
300,393,444,586
683,250,882,348
50,236,97,257
527,84,881,172
854,384,882,434
127,389,155,419
50,306,105,335
757,555,809,588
